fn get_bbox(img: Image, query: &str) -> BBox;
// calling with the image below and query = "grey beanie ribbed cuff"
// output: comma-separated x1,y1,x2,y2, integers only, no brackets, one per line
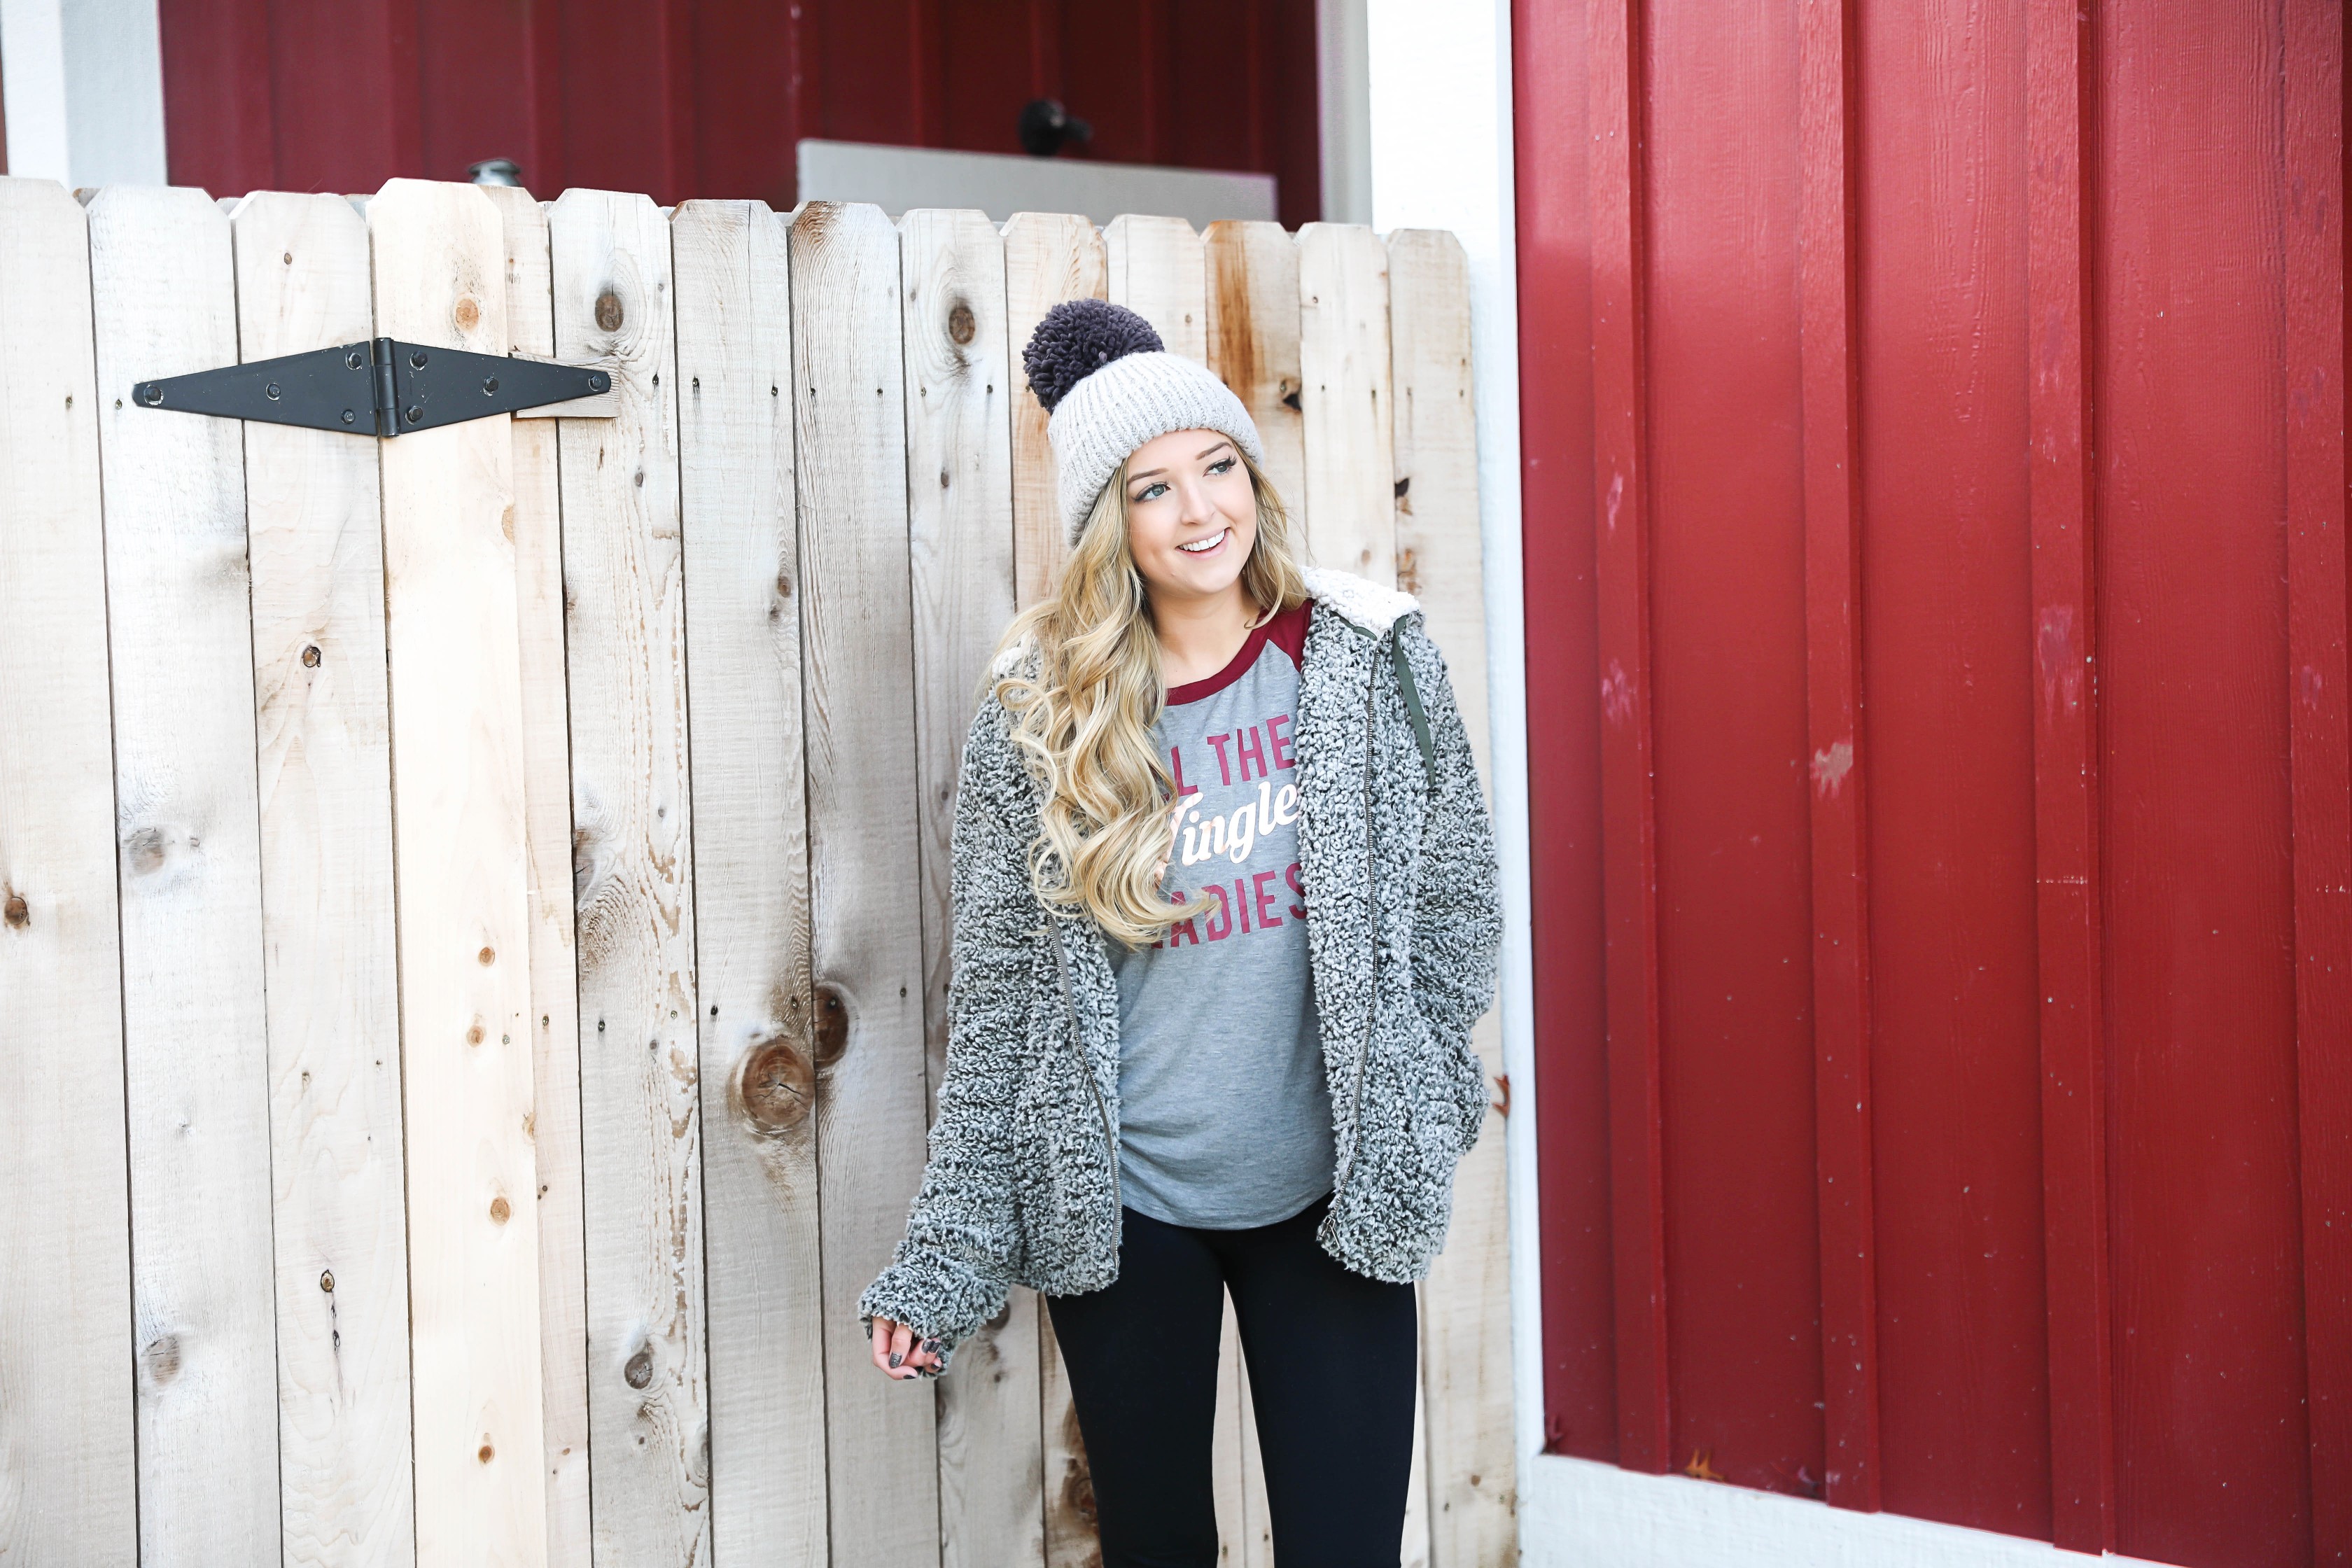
1046,349,1266,545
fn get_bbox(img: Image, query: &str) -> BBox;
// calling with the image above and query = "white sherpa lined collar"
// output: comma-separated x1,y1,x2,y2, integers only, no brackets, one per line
1302,566,1420,635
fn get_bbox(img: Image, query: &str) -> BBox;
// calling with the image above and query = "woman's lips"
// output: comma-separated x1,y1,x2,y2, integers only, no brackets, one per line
1176,528,1229,556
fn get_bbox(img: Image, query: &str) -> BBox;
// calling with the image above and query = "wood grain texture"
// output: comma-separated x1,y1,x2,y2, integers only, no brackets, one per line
1203,220,1308,509
673,196,830,1568
1003,212,1107,607
86,181,284,1564
0,176,136,1568
1794,0,1881,1514
1040,1317,1102,1568
900,206,1046,1568
2282,5,2351,1558
1105,214,1208,362
1212,1298,1250,1563
368,176,549,1568
1387,229,1514,1564
789,199,942,1566
2022,0,2113,1546
232,188,416,1568
1234,1343,1272,1567
1586,0,1674,1475
1296,223,1398,581
549,186,710,1568
481,180,594,1568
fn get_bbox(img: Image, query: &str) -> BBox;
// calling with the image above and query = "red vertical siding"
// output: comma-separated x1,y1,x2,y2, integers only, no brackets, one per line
1588,0,1672,1478
1646,0,1826,1498
1519,0,2350,1562
1513,0,1615,1465
156,0,1322,225
2099,7,2308,1562
1863,0,2059,1541
1795,0,1879,1513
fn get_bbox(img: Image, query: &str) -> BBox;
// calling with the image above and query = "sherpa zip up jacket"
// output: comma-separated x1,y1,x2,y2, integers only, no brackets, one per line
858,567,1503,1371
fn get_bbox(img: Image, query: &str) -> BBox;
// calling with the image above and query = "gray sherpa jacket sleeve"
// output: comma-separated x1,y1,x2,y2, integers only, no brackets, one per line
857,696,1033,1366
1398,615,1504,1156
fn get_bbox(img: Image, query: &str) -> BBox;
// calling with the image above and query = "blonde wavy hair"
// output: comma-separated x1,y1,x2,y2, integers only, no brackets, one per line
992,448,1308,948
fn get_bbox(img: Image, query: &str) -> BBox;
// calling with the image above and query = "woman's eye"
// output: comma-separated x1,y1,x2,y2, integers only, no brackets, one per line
1207,457,1237,475
1133,482,1169,503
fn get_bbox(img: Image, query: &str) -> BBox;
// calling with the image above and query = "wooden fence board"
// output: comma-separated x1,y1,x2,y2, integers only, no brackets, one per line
86,181,283,1566
548,186,710,1568
673,195,831,1567
1296,224,1398,582
1387,228,1514,1565
368,176,549,1568
1002,211,1113,1568
1002,212,1105,608
1105,214,1208,362
0,176,136,1568
231,188,416,1568
789,198,942,1566
1204,220,1308,510
482,180,595,1568
900,206,1046,1568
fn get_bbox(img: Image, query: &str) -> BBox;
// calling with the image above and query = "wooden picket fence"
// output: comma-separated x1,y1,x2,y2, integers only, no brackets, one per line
0,176,1506,1567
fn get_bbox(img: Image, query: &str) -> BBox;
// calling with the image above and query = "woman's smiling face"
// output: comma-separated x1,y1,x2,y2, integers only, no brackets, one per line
1123,428,1258,606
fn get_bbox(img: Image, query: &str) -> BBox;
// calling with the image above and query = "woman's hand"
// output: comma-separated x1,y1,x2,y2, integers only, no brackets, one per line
869,1316,943,1380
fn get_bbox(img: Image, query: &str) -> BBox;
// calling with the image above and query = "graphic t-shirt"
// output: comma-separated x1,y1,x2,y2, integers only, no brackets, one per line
1108,601,1335,1229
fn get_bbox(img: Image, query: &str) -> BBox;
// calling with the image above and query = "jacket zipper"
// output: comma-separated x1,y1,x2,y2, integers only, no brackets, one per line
1051,919,1121,1214
1328,630,1386,1212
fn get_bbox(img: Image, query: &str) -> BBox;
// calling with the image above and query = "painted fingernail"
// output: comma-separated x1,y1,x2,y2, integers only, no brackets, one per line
888,1351,904,1368
920,1338,942,1354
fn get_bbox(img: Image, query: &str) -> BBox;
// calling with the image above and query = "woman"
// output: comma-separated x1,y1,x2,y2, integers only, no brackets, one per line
862,299,1501,1564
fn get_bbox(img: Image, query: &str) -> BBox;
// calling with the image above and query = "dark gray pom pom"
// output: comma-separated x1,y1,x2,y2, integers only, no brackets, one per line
1023,298,1163,413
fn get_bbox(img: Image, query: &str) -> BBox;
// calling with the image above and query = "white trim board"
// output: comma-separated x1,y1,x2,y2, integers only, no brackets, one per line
1364,0,1540,1492
0,0,167,187
1524,1454,2185,1568
793,140,1275,228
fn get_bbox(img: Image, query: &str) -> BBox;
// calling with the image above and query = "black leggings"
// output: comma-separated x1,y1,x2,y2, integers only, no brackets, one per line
1044,1194,1418,1567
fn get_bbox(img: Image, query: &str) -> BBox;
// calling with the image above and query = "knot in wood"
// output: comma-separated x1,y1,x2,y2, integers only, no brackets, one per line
948,301,976,345
813,983,850,1068
624,1345,654,1390
733,1033,815,1138
596,291,624,332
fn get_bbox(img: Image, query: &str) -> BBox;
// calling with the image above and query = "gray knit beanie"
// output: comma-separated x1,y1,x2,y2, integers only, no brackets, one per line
1023,299,1266,545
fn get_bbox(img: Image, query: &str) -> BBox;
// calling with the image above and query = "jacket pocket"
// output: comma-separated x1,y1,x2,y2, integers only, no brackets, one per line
1408,1006,1490,1162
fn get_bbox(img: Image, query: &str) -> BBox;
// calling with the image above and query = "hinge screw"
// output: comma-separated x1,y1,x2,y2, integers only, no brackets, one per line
266,382,281,400
342,410,356,425
139,384,162,405
405,406,423,424
589,373,608,391
482,376,500,396
410,350,428,370
346,350,364,370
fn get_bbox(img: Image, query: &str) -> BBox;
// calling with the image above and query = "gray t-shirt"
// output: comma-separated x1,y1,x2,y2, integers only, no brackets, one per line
1109,603,1334,1229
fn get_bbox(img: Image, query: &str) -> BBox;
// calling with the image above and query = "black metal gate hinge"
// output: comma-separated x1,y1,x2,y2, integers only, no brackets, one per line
132,338,610,438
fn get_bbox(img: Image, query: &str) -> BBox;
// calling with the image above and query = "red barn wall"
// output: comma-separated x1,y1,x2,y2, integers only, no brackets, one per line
156,0,1322,227
1515,1,2350,1565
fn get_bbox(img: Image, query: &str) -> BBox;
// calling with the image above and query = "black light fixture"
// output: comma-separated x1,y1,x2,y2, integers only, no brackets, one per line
1018,100,1092,158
